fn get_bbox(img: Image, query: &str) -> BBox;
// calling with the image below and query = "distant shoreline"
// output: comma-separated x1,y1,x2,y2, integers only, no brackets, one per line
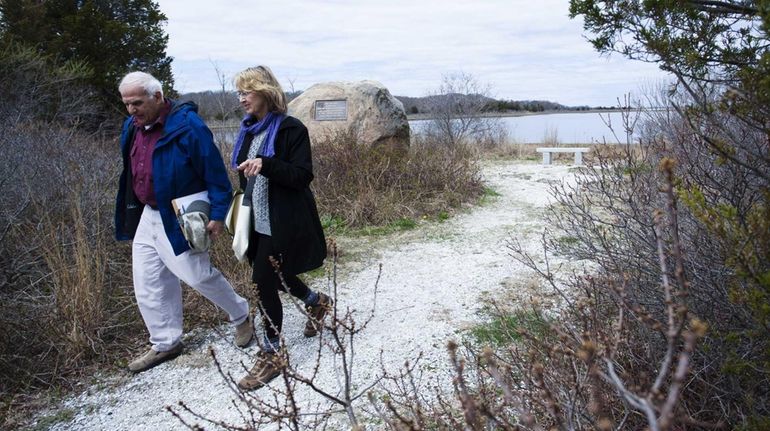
209,109,638,130
406,108,628,121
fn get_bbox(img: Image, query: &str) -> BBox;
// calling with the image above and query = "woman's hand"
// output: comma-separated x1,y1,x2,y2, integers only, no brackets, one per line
237,158,263,177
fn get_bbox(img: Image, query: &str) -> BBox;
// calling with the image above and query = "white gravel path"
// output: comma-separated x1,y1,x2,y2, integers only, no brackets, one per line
46,161,575,430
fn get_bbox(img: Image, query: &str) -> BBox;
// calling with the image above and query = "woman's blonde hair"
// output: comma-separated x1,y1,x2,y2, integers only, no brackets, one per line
234,65,287,114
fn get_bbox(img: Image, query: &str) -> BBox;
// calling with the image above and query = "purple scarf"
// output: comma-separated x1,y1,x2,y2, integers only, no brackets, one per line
231,112,285,168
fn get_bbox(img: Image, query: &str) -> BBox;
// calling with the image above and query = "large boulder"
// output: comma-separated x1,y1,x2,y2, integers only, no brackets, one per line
288,80,410,150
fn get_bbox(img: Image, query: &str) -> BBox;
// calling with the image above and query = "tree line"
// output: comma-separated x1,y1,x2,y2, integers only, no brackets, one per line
181,89,616,122
396,93,616,115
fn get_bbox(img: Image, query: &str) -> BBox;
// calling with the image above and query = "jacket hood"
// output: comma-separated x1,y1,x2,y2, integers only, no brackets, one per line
161,100,199,135
169,99,198,116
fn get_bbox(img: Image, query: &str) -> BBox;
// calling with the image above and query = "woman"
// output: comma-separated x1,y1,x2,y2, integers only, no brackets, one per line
231,66,330,391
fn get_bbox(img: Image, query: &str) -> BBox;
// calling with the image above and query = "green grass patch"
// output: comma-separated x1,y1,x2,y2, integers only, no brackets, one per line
356,217,418,236
31,408,76,431
301,264,327,280
470,310,550,346
556,235,580,246
479,186,502,205
320,214,347,234
483,186,502,197
321,214,420,238
622,163,654,176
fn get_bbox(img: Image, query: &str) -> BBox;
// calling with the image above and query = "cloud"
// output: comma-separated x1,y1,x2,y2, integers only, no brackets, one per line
156,0,670,105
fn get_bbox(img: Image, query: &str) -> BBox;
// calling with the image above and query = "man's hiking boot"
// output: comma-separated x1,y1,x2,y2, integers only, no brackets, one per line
128,343,183,373
237,350,285,391
303,292,333,338
234,315,254,347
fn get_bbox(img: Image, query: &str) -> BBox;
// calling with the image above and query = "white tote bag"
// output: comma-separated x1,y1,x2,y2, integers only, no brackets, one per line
226,189,251,262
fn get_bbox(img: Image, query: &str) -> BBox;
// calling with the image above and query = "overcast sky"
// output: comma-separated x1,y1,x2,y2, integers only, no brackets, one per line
155,0,670,106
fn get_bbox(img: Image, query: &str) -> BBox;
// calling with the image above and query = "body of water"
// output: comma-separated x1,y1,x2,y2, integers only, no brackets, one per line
410,111,638,145
215,111,640,145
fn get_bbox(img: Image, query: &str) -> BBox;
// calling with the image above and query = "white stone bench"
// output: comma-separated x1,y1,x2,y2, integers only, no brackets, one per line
536,147,590,166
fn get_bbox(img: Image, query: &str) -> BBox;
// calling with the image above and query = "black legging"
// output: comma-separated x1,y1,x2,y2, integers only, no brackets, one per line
251,233,310,340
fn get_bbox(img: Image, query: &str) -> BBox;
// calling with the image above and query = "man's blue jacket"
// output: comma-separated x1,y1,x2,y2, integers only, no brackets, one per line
114,100,232,255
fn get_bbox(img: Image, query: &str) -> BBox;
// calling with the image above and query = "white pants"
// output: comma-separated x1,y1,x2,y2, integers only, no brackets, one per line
132,205,249,352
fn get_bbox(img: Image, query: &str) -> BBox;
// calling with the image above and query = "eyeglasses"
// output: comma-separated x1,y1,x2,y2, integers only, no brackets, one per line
236,90,253,98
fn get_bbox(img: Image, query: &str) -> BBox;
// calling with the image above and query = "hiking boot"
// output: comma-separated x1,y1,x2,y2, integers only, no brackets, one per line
237,350,285,391
128,343,183,373
234,315,254,348
303,292,333,338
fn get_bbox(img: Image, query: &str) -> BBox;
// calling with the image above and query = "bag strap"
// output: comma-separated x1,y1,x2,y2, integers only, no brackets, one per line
242,175,256,206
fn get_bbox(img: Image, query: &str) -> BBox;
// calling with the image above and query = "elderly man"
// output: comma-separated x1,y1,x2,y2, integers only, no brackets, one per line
114,71,253,372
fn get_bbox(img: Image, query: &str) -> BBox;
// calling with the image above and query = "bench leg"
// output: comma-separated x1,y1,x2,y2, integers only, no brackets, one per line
542,152,551,165
574,151,583,166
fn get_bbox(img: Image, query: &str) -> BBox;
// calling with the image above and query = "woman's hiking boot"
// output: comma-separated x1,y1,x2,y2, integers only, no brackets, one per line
237,350,285,391
303,292,333,337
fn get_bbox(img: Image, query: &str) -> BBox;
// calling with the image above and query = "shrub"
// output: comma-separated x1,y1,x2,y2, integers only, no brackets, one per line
0,40,98,125
0,107,486,430
371,88,769,429
312,130,484,228
0,124,137,423
0,121,261,428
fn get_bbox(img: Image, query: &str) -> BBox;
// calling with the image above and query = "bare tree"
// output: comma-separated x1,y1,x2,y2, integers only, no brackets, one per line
421,72,503,147
168,243,385,430
206,60,241,153
284,75,303,102
209,59,239,124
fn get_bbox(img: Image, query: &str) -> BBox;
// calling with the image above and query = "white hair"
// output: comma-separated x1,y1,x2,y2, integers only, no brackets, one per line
118,71,164,99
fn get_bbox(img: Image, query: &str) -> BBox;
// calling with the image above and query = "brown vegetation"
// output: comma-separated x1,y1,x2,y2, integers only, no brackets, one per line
0,69,486,429
168,87,769,429
312,130,484,228
370,87,769,429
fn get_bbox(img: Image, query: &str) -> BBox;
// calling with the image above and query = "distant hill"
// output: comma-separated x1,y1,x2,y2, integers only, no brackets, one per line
178,90,240,121
179,89,606,121
178,90,304,121
394,94,599,114
395,93,493,115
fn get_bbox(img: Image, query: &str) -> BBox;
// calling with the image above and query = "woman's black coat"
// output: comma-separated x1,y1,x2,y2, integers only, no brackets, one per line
236,115,326,276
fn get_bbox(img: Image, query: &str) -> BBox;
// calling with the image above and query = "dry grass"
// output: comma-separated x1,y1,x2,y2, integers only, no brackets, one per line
0,124,136,428
0,123,253,429
479,141,626,165
366,97,769,429
0,122,488,428
312,130,485,228
41,200,108,362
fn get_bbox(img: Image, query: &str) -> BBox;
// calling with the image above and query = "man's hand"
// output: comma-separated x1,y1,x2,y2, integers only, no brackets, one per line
207,220,225,240
238,158,263,177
